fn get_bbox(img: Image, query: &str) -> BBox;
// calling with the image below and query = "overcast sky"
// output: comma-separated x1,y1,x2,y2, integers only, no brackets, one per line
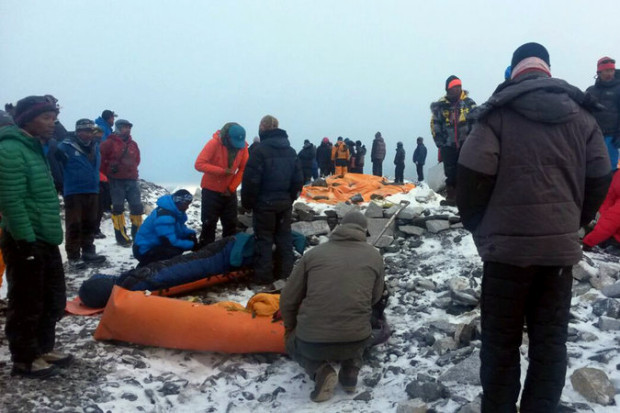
1,0,618,185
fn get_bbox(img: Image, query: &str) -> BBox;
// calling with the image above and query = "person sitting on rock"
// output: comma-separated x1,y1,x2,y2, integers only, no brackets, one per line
133,190,197,267
280,210,385,402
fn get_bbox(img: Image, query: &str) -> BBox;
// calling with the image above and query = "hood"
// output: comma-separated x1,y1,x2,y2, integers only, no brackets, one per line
374,136,384,142
473,74,603,124
595,69,620,88
94,117,111,130
0,125,38,150
156,194,184,219
259,128,291,148
329,223,367,242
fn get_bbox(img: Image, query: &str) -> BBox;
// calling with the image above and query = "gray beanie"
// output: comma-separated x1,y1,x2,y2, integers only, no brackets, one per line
341,209,368,230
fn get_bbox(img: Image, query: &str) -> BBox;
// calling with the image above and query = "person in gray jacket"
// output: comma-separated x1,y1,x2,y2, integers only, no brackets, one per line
280,210,385,403
456,42,611,413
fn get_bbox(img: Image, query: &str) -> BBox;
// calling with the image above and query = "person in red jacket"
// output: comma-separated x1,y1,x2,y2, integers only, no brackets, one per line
194,122,248,246
99,119,143,246
584,171,620,249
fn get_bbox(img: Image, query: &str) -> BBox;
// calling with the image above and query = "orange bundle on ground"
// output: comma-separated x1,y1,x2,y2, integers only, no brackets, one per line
94,286,286,354
301,173,415,204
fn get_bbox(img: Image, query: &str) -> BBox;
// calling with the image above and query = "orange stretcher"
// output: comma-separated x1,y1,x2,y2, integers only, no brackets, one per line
301,173,416,204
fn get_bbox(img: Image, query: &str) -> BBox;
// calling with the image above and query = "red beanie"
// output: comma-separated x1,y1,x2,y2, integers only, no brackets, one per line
597,56,616,72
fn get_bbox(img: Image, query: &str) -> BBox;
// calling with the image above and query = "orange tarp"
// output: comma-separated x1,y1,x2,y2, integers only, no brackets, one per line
301,173,416,204
94,286,286,354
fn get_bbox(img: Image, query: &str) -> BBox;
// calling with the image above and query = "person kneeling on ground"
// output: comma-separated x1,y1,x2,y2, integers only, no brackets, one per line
133,190,197,267
280,210,385,402
583,170,620,251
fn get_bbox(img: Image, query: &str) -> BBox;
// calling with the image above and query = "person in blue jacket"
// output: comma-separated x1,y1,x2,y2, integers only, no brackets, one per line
133,189,197,267
94,109,116,143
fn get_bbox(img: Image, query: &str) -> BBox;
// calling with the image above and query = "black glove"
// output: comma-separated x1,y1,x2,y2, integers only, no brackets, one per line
15,240,36,261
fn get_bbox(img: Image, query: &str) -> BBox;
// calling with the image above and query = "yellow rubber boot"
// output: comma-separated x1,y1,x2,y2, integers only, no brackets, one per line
130,214,143,239
112,214,132,247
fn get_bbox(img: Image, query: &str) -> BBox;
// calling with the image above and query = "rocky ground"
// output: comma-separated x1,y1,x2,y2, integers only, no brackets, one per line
0,180,619,412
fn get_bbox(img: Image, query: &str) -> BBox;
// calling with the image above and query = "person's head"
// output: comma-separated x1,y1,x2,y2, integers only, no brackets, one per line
445,75,462,101
101,109,117,127
510,42,551,80
75,118,96,144
417,137,423,144
115,119,133,138
304,139,310,146
259,115,279,133
341,209,368,231
375,132,382,139
13,95,59,140
172,189,193,212
322,137,330,144
397,141,403,147
337,136,343,142
355,140,362,146
597,56,616,82
222,122,246,149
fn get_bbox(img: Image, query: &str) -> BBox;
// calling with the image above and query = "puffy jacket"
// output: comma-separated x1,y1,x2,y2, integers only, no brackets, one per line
100,134,140,180
316,142,332,168
241,128,303,209
0,125,63,245
586,70,620,137
134,194,196,255
457,73,611,267
280,222,385,343
354,144,366,166
584,171,620,247
58,134,101,196
297,143,316,171
394,144,405,165
371,136,386,161
43,138,64,192
194,130,249,194
94,117,113,142
430,91,477,148
413,143,427,165
331,141,350,162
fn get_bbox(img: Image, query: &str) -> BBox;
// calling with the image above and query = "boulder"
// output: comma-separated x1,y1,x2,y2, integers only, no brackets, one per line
570,367,616,406
399,206,425,220
365,201,384,218
457,397,482,413
597,316,620,331
399,225,426,236
591,298,620,319
427,162,447,193
589,272,616,291
426,220,450,233
449,276,480,306
405,375,449,402
291,221,330,237
601,281,620,298
332,203,358,218
439,350,481,385
573,261,596,282
432,337,457,356
396,399,428,413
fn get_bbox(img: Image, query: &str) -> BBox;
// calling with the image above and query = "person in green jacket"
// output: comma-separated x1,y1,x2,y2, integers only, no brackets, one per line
0,96,72,378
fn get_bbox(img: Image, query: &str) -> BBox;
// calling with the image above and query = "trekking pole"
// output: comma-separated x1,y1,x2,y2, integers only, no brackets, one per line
372,200,410,247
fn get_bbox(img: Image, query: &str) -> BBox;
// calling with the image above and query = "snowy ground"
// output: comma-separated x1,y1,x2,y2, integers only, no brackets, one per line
0,180,619,412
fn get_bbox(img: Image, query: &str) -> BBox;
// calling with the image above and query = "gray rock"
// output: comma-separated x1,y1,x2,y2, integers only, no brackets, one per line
415,279,436,291
454,322,476,347
405,376,449,402
365,201,384,218
436,345,473,367
572,262,594,282
332,203,358,218
589,272,616,291
449,276,480,306
415,195,431,203
426,220,450,233
597,316,620,331
439,350,481,385
398,206,425,220
367,218,394,237
457,397,481,413
592,298,620,318
570,367,616,406
602,281,620,298
373,235,394,248
396,399,428,413
291,220,330,237
399,225,426,236
572,282,592,297
432,337,457,356
353,391,372,401
293,202,316,215
384,205,401,218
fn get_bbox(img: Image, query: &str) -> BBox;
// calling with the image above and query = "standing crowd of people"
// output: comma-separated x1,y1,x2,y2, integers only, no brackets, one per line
1,42,619,412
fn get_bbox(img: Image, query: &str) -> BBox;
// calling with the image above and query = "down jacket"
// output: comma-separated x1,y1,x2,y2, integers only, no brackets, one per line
134,194,196,255
280,222,385,343
586,69,620,137
584,171,620,247
0,125,63,245
100,134,140,180
194,130,249,194
371,135,386,162
430,91,477,148
58,134,101,196
457,73,611,267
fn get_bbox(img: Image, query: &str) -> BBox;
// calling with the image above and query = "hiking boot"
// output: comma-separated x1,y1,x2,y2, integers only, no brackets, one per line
41,351,74,367
82,251,106,264
338,365,360,394
11,358,57,379
93,230,106,239
68,258,87,270
310,363,337,402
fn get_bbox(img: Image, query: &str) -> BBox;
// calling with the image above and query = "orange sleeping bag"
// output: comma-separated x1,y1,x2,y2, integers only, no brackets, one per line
94,286,286,354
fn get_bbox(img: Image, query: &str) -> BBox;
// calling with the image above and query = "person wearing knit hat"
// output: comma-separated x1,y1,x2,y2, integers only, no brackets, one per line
586,56,620,171
316,137,333,177
280,207,384,402
241,115,303,284
456,42,611,411
0,95,72,377
430,76,477,205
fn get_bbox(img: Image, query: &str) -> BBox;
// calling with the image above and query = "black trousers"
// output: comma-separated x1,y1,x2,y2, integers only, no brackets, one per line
132,243,184,267
252,201,293,283
200,188,238,245
416,163,424,181
440,146,459,187
65,193,99,259
395,163,404,183
480,262,573,413
372,161,383,177
1,231,66,363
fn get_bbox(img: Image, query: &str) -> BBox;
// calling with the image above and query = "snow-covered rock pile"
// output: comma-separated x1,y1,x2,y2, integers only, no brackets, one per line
0,181,619,412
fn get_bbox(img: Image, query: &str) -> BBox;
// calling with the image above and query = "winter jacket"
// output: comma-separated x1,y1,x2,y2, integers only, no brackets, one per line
280,222,385,343
100,134,140,180
354,144,366,167
371,136,386,162
457,73,611,267
0,125,63,245
58,134,101,196
134,194,196,255
94,117,113,142
413,143,427,165
194,130,249,194
42,138,64,193
430,91,477,148
331,141,350,166
297,143,316,171
583,171,620,247
586,70,620,137
241,128,304,209
316,142,332,169
394,145,405,166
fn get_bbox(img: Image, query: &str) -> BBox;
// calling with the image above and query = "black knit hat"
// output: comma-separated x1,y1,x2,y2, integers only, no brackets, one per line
172,189,193,206
511,42,550,68
76,118,95,131
13,95,59,127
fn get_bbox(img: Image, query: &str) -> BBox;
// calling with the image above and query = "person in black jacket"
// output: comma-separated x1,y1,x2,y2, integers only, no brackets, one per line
412,137,427,182
298,139,317,184
394,142,405,184
316,137,333,177
371,132,386,176
352,140,366,174
241,115,304,284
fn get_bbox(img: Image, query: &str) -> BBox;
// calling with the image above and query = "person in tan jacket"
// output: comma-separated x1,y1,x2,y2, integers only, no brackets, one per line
280,210,385,402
